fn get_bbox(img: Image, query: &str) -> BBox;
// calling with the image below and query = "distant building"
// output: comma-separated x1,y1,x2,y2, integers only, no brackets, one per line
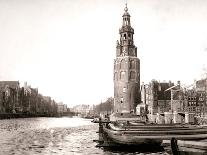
184,89,198,123
72,104,90,116
57,102,64,114
88,105,95,116
196,78,207,115
0,81,20,113
197,91,205,115
63,104,67,113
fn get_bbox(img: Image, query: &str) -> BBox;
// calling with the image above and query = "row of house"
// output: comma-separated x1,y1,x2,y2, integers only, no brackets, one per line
71,104,96,117
138,78,207,124
0,81,67,116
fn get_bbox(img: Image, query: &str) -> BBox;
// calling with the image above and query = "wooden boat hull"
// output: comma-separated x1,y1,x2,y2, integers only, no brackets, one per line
104,127,162,145
103,123,207,146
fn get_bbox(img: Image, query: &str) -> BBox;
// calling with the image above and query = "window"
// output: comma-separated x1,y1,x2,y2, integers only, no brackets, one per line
121,97,124,103
120,71,125,80
130,60,135,69
120,60,125,69
114,72,118,80
124,34,126,39
130,71,135,80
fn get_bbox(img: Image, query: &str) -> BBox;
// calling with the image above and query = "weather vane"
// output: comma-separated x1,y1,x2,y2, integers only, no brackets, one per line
125,0,128,12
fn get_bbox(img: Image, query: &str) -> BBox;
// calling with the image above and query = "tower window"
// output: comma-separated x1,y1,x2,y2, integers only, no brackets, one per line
120,71,125,80
116,63,119,69
128,34,131,38
130,60,135,69
120,60,125,69
121,97,124,103
114,72,118,80
130,71,135,80
124,34,126,39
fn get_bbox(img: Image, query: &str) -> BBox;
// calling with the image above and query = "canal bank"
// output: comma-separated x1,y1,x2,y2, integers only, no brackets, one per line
0,112,75,119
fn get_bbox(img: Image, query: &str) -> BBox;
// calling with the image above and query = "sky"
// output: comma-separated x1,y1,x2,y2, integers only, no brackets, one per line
0,0,207,107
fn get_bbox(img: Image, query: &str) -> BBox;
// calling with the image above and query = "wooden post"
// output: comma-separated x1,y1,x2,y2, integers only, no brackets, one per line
171,138,180,155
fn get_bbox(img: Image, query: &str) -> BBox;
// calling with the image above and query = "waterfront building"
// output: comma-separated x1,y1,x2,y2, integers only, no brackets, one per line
143,79,207,124
113,4,140,114
57,102,64,115
72,104,90,116
196,78,207,116
169,86,185,124
36,94,44,114
184,89,197,123
0,80,59,117
42,96,52,114
29,88,38,114
51,99,58,115
197,91,205,115
0,81,20,113
144,80,173,122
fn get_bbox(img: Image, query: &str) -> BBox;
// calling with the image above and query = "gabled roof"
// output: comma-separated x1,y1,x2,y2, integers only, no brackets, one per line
0,81,19,89
30,88,38,95
157,83,172,100
151,81,172,100
172,91,185,100
42,96,51,102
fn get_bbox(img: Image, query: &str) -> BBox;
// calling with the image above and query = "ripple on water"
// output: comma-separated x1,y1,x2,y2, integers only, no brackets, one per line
0,118,169,155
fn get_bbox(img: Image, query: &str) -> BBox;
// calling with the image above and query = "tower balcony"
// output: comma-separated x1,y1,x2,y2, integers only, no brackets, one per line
119,26,134,34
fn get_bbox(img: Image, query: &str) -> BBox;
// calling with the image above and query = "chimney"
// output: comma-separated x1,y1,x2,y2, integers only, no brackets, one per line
177,81,181,89
169,80,172,86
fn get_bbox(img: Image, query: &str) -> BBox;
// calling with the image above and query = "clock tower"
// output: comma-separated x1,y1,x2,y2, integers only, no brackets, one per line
114,4,140,113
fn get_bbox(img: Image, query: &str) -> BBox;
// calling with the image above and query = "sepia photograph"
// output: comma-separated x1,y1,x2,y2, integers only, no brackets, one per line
0,0,207,154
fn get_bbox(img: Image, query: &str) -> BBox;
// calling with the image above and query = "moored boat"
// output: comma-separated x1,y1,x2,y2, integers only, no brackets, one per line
102,121,207,146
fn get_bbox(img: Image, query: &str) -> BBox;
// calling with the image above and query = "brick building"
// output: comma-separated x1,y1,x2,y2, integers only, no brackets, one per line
144,80,172,122
0,81,20,113
196,78,207,115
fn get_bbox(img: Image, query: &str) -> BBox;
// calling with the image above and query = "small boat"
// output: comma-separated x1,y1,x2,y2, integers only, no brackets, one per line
102,122,207,146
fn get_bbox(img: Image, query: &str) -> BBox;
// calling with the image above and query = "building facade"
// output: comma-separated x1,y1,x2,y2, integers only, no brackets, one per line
114,5,140,114
0,81,20,113
143,79,207,124
196,79,207,115
145,80,172,122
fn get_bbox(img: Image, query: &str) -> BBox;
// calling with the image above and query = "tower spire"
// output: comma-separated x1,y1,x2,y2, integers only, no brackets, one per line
122,2,130,26
124,2,128,12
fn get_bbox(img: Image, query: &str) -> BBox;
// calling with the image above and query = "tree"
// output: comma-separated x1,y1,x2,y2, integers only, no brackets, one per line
94,97,114,114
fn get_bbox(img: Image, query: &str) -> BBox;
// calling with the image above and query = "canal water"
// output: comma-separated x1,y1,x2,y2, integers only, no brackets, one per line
0,117,169,155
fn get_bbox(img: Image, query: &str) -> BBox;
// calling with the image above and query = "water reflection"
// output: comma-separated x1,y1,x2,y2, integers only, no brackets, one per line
0,117,169,155
0,117,98,155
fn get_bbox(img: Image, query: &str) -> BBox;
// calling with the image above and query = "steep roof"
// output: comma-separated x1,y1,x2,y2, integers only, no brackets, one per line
151,81,172,100
157,83,172,100
0,81,19,89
